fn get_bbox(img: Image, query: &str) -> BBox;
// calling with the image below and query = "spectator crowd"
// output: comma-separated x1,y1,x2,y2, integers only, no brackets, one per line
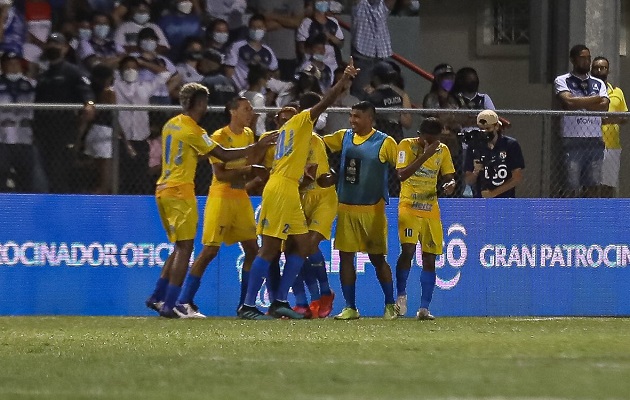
0,0,624,198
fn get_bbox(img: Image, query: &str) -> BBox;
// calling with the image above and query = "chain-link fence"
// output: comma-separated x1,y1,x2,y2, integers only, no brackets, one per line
1,104,628,197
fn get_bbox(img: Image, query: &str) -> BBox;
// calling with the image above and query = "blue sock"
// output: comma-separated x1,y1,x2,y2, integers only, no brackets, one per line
177,274,201,305
266,257,281,303
292,269,308,307
310,250,331,295
341,284,356,309
379,277,395,305
420,270,437,309
303,261,321,301
276,254,305,302
163,284,182,310
151,277,169,301
396,266,410,296
239,269,250,307
244,257,270,306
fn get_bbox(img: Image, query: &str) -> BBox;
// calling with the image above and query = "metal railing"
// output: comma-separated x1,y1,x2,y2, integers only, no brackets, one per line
0,104,627,197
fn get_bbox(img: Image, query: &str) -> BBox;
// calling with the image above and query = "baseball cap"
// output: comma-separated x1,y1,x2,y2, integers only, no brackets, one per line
476,109,502,129
47,32,68,45
201,49,223,64
373,61,395,79
433,63,454,77
0,51,21,63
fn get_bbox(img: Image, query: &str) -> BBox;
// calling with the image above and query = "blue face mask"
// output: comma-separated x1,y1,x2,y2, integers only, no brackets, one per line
315,1,329,13
440,78,455,92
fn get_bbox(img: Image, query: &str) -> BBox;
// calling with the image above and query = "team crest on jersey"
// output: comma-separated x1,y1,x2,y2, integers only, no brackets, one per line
499,151,507,160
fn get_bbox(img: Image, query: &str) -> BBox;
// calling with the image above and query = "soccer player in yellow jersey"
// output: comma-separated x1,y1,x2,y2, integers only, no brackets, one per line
238,60,359,320
322,101,399,320
394,117,456,320
146,83,276,318
290,105,339,319
174,97,268,318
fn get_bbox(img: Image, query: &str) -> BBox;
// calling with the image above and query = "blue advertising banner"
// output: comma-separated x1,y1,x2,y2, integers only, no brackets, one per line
0,195,629,317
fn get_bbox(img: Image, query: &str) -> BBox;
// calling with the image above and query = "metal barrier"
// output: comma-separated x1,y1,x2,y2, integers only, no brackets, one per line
0,104,627,197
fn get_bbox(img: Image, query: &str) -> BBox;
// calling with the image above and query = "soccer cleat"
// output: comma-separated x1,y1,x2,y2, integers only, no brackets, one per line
269,301,305,319
309,300,321,319
319,290,335,318
238,305,273,320
383,304,399,320
173,303,206,319
292,305,312,319
334,307,360,320
145,297,164,314
416,307,436,320
158,306,180,319
395,294,407,316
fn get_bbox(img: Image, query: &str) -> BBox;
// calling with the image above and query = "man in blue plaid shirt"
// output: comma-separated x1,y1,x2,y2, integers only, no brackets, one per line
350,0,395,99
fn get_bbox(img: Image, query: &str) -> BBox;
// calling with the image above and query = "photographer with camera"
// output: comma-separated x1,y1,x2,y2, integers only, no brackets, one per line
464,110,524,198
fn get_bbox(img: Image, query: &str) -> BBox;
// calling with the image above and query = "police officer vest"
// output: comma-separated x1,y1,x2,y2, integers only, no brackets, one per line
337,129,389,205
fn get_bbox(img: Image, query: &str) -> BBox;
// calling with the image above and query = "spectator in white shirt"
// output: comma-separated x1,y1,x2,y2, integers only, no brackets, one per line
239,64,269,137
297,0,344,73
113,0,169,54
77,12,125,69
114,55,171,194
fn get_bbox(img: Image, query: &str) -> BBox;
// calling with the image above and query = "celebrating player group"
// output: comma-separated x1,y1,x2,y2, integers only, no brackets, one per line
146,58,456,321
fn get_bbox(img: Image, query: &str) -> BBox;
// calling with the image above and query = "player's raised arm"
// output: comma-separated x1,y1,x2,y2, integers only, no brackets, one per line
309,58,359,122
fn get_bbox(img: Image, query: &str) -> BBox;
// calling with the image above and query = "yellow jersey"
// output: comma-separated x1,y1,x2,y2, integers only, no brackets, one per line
602,83,628,150
397,138,454,219
270,110,314,181
156,114,217,198
259,130,278,168
323,128,398,165
208,125,255,198
302,133,334,194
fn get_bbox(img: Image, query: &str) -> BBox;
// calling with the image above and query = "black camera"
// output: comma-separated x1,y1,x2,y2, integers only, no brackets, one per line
457,128,486,148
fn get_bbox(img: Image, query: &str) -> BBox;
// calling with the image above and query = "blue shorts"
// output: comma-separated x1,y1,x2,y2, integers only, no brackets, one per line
563,138,604,190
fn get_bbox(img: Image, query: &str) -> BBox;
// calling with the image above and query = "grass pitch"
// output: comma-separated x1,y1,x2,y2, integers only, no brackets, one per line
1,317,629,400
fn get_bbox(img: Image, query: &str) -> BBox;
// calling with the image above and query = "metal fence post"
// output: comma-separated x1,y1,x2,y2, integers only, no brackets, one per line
111,109,121,195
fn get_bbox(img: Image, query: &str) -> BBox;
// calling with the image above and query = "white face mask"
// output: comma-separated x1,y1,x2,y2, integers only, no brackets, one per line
122,68,138,83
177,1,193,14
78,28,92,41
213,32,229,45
93,24,110,40
140,39,157,52
5,73,22,82
315,112,328,130
312,53,326,63
249,29,265,42
133,12,150,25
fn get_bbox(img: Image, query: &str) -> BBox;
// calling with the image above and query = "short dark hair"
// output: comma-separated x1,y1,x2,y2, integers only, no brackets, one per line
249,13,265,26
351,101,376,118
299,91,322,110
569,44,589,60
592,56,609,65
119,55,138,71
226,96,248,111
419,117,443,136
246,64,269,86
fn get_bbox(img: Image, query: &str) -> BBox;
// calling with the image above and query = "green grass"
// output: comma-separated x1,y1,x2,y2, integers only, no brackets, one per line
1,317,629,400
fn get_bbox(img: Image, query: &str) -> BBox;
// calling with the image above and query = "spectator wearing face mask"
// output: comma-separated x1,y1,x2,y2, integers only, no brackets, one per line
130,27,181,102
175,37,204,85
297,0,344,73
114,0,170,54
77,12,125,69
239,63,270,137
158,0,202,61
298,34,333,92
205,18,230,57
224,14,278,91
450,67,496,128
0,52,36,193
114,55,171,194
204,0,247,42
